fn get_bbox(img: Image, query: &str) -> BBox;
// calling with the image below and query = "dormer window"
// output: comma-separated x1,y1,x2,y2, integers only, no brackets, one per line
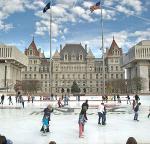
80,55,83,60
30,50,32,55
65,54,67,60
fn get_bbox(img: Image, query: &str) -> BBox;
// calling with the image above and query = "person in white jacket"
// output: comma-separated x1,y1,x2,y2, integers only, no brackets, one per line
97,103,104,124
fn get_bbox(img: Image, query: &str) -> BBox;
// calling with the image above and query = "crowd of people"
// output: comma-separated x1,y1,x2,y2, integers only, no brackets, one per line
0,92,150,143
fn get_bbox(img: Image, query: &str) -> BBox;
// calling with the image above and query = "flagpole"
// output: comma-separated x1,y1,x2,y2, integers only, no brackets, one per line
101,1,105,97
49,0,52,97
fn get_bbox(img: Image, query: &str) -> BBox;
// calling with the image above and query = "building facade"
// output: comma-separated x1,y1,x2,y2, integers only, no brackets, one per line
22,38,124,95
122,40,150,93
0,44,28,93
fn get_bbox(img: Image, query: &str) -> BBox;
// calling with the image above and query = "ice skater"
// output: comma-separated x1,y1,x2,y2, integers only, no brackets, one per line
97,103,104,125
42,115,49,134
40,104,53,132
20,96,24,108
135,94,140,103
8,96,13,105
126,94,131,104
78,109,87,138
134,102,141,121
81,100,89,120
0,94,5,105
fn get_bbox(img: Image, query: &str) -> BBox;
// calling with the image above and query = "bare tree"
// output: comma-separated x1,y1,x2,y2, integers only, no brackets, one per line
22,80,41,95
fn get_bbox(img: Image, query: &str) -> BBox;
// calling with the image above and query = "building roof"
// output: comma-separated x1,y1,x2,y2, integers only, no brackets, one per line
60,44,87,60
107,38,122,56
25,37,40,57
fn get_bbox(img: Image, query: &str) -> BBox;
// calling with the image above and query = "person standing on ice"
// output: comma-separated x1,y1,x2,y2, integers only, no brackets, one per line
20,95,24,108
40,104,53,132
134,102,141,121
78,109,87,138
0,94,5,105
8,96,13,105
82,100,89,120
42,115,49,134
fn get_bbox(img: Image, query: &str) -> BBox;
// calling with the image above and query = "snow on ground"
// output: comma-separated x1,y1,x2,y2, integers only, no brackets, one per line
0,96,150,144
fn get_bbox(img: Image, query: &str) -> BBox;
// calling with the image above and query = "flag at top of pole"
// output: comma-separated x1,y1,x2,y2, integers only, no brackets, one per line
90,1,101,12
43,2,50,13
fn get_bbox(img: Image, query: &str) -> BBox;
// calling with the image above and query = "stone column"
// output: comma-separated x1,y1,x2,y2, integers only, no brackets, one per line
138,65,149,93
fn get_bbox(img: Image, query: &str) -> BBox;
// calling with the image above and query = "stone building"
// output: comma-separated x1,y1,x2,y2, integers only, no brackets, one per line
122,40,150,93
22,38,124,95
0,44,28,93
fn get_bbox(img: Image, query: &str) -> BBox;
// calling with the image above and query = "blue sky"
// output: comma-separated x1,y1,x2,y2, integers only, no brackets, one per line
0,0,150,58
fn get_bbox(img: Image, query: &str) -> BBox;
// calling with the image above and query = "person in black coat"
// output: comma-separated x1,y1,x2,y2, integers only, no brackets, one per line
41,104,54,132
0,95,5,105
81,100,89,120
135,94,140,103
134,102,141,121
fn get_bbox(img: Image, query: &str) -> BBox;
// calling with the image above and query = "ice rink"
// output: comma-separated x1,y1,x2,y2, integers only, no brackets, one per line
0,95,150,144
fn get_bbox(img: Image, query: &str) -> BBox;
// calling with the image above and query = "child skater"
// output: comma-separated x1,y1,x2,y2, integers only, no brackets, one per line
78,109,87,138
42,115,49,135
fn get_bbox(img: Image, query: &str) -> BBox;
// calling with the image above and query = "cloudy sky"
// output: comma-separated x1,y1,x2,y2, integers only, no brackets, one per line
0,0,150,57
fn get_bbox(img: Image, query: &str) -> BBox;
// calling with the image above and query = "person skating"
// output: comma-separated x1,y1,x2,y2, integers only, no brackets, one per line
102,104,107,125
20,96,24,108
78,109,87,138
97,103,104,125
40,104,53,132
134,102,141,121
117,94,121,103
135,94,140,103
126,94,131,104
0,94,5,105
31,96,35,103
42,115,49,134
81,100,89,120
8,96,13,105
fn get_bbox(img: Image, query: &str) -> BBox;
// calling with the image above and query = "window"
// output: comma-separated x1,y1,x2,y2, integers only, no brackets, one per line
55,74,58,79
80,55,82,60
41,74,43,79
65,54,67,60
83,74,85,79
116,74,118,79
56,66,58,71
96,73,98,79
116,66,118,71
30,67,32,71
45,74,47,79
111,66,113,71
34,67,36,71
34,74,36,79
25,74,27,79
62,74,64,79
29,74,31,79
111,74,113,79
30,50,32,55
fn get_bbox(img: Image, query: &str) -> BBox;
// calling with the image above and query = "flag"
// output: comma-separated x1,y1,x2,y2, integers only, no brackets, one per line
90,1,100,12
43,2,50,13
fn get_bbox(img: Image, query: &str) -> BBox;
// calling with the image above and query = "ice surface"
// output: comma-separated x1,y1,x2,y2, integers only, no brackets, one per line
0,96,150,144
